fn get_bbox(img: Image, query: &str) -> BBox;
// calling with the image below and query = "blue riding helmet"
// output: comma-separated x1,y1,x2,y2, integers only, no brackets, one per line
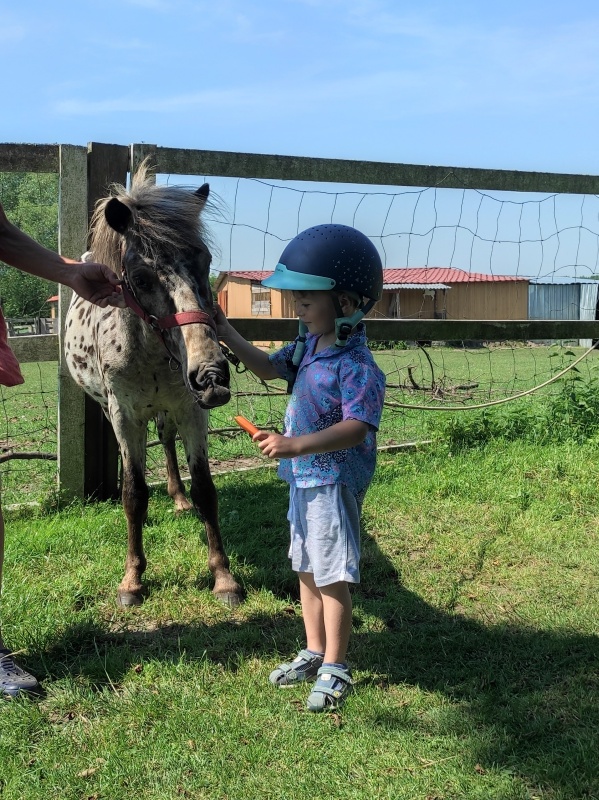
261,224,383,303
262,224,383,389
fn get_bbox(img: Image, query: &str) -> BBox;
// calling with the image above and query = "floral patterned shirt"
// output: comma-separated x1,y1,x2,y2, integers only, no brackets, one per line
268,324,386,500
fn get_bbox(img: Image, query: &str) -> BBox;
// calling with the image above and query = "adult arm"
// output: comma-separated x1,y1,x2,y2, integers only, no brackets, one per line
0,203,124,307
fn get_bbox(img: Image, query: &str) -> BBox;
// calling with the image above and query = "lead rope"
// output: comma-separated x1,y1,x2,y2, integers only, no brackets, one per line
219,342,247,374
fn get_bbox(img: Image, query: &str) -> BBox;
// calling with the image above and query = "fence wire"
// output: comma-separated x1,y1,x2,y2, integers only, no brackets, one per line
2,341,597,506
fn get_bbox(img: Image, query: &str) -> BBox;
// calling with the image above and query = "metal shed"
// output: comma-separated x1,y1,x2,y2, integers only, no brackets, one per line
528,278,599,346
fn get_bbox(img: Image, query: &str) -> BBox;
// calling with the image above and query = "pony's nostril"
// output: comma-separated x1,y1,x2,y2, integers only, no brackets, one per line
188,368,229,394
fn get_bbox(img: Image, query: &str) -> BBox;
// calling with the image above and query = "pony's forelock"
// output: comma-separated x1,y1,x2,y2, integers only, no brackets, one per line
88,159,217,273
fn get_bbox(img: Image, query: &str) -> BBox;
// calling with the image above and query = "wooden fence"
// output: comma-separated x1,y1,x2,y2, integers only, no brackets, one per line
3,141,599,501
6,317,56,336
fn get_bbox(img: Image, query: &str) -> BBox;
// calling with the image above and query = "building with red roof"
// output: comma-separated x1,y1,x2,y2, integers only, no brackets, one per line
213,267,529,321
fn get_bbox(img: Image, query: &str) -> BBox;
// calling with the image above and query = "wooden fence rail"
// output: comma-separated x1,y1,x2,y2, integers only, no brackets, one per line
3,141,599,501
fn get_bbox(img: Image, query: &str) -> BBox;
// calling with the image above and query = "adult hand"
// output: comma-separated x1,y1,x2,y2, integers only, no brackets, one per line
68,262,126,308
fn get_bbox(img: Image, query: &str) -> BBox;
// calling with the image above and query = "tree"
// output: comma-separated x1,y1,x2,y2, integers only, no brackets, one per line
0,172,59,317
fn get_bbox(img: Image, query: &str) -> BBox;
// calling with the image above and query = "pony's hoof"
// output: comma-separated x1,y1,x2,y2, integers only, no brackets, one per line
173,497,193,514
117,590,144,607
213,590,244,608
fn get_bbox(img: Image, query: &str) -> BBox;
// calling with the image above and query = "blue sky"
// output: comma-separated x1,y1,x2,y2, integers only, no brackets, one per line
3,0,599,276
4,0,599,171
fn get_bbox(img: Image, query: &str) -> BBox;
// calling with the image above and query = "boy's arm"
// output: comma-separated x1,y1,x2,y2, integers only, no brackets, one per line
214,304,279,380
255,419,370,459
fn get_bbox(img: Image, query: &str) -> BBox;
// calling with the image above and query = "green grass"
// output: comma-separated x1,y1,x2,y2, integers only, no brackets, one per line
1,439,599,799
4,343,599,504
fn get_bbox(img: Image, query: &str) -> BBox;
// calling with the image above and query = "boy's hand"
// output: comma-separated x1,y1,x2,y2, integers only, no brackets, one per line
213,303,231,339
254,431,297,459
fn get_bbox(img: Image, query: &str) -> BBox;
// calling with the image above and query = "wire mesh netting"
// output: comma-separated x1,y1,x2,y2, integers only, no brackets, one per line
2,342,599,506
2,168,599,505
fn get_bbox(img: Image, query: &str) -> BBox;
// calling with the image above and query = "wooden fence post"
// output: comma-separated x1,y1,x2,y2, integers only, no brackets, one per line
57,144,89,501
80,143,130,500
57,143,129,501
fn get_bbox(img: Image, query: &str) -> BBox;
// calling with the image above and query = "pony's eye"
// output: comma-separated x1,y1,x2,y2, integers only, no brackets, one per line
132,270,154,291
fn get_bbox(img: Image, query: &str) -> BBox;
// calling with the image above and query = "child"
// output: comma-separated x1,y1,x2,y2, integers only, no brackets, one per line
215,224,386,711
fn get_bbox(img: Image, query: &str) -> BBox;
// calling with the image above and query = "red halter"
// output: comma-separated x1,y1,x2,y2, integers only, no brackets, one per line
119,268,218,372
121,284,217,333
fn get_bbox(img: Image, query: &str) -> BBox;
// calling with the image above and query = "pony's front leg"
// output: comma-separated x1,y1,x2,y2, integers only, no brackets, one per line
113,418,149,606
156,411,192,513
176,412,244,607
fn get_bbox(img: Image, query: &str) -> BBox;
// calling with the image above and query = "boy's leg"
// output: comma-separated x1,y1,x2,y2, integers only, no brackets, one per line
306,580,353,712
0,505,42,698
298,571,326,654
269,572,325,687
319,580,352,665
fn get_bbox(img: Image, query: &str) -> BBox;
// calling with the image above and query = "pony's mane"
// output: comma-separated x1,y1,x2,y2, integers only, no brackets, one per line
88,160,214,275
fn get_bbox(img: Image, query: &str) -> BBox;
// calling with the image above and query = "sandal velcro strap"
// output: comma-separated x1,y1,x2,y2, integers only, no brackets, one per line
306,665,353,711
315,666,353,696
269,649,324,687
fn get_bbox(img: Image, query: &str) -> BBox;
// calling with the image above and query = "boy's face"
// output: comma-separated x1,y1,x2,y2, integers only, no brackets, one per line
292,291,337,336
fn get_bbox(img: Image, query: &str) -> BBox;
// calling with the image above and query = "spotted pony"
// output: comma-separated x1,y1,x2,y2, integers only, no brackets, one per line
65,162,243,607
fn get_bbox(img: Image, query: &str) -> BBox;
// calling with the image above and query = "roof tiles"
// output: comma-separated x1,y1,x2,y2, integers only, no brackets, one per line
223,268,527,284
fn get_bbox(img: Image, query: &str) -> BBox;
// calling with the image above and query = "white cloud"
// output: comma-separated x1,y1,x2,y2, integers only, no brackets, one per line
86,37,152,51
50,4,599,123
54,87,260,115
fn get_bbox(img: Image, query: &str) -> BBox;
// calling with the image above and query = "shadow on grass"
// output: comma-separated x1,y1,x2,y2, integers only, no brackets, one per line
38,473,599,798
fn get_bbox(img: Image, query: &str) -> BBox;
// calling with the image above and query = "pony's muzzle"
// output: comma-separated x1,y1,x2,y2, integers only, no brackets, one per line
188,365,231,408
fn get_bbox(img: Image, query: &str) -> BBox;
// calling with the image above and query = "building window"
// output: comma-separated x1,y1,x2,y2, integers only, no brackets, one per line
251,281,271,315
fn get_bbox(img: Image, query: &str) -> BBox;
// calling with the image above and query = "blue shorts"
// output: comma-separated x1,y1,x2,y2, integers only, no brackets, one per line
287,482,361,587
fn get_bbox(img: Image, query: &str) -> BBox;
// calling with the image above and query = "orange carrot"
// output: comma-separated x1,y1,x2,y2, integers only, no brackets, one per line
234,415,260,437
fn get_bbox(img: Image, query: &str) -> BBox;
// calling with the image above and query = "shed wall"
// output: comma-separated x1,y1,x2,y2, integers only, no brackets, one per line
445,282,528,319
528,284,581,320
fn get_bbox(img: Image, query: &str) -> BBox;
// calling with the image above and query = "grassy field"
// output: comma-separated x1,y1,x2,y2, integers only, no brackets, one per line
2,342,599,505
1,434,599,799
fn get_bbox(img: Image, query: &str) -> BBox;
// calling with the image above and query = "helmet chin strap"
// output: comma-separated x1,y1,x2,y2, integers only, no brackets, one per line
292,320,308,367
331,296,375,347
286,320,308,394
286,297,374,393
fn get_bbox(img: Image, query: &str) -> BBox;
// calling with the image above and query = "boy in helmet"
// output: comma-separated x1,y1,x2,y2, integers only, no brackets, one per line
215,224,385,711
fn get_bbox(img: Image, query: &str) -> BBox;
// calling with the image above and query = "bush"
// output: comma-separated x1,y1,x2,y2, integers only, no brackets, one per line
430,371,599,450
369,340,408,351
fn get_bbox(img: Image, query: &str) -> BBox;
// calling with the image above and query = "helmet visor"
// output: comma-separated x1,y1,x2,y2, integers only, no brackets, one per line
261,263,336,292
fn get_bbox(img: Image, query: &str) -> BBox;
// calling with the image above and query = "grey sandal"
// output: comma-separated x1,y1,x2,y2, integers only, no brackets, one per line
0,649,42,699
306,665,353,712
269,649,324,687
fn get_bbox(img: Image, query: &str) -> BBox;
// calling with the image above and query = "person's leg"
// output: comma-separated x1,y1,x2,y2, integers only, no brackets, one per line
305,580,353,712
0,504,5,649
0,504,42,698
319,580,352,665
303,483,359,712
268,572,325,686
298,571,326,654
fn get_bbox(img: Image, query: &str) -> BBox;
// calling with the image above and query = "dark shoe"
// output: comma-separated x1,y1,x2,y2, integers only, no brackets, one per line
269,649,324,687
306,665,353,712
0,648,43,699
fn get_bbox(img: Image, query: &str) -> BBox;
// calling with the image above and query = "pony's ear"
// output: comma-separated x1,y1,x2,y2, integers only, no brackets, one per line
195,183,210,208
105,197,132,234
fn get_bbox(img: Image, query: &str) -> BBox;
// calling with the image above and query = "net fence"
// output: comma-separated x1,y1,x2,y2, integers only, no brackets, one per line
2,169,599,504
